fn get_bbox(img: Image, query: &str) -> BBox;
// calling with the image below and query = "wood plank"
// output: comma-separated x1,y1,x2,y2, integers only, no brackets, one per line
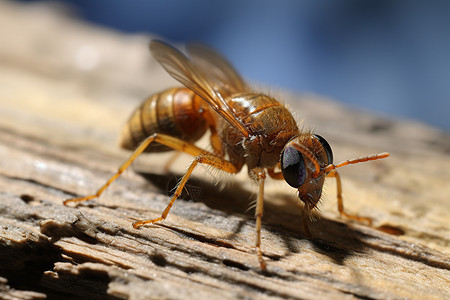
0,1,449,299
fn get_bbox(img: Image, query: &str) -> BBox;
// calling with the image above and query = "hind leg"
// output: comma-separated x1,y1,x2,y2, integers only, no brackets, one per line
64,133,239,206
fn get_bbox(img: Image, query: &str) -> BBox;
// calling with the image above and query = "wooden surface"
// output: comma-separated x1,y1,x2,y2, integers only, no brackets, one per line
1,1,449,299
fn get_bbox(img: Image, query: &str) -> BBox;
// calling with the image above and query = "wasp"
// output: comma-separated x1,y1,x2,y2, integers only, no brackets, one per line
64,40,389,270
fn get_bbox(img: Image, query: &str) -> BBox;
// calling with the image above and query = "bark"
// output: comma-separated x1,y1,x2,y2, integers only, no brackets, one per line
0,1,449,299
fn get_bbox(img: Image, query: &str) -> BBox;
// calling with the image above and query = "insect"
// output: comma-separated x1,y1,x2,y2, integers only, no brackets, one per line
64,40,389,270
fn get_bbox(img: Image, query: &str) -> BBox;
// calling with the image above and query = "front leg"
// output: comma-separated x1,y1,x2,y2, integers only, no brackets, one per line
250,168,267,270
326,169,372,225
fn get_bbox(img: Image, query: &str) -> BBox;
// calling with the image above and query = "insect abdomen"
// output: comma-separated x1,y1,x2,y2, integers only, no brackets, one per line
120,87,208,152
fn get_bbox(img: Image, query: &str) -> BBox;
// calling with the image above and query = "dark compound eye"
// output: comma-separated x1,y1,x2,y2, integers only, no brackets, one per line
281,146,306,188
313,134,333,165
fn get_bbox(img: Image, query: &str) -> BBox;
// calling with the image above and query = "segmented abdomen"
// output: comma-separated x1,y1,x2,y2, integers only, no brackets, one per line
120,87,208,152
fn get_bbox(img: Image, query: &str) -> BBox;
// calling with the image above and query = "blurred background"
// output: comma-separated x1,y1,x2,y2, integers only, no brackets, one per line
14,0,450,131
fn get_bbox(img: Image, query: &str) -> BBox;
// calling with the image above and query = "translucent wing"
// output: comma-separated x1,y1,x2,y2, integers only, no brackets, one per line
150,40,249,137
187,43,248,96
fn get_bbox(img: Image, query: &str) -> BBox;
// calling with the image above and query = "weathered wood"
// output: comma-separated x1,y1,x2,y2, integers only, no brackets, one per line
0,1,449,299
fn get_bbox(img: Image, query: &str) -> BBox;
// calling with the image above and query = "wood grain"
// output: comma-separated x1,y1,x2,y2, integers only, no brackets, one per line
0,1,449,299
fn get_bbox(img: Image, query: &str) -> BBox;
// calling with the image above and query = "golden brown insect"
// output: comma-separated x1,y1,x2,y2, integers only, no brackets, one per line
64,40,389,270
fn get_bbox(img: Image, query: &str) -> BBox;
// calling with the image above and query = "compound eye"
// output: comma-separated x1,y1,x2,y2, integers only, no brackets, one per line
313,134,333,165
281,146,306,188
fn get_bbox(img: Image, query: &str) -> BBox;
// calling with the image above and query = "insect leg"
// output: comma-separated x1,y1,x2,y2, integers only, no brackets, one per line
255,171,266,270
64,133,228,205
132,152,239,228
326,169,372,225
249,168,267,270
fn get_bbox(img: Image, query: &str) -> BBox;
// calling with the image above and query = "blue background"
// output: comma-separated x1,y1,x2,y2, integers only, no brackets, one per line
19,0,450,131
